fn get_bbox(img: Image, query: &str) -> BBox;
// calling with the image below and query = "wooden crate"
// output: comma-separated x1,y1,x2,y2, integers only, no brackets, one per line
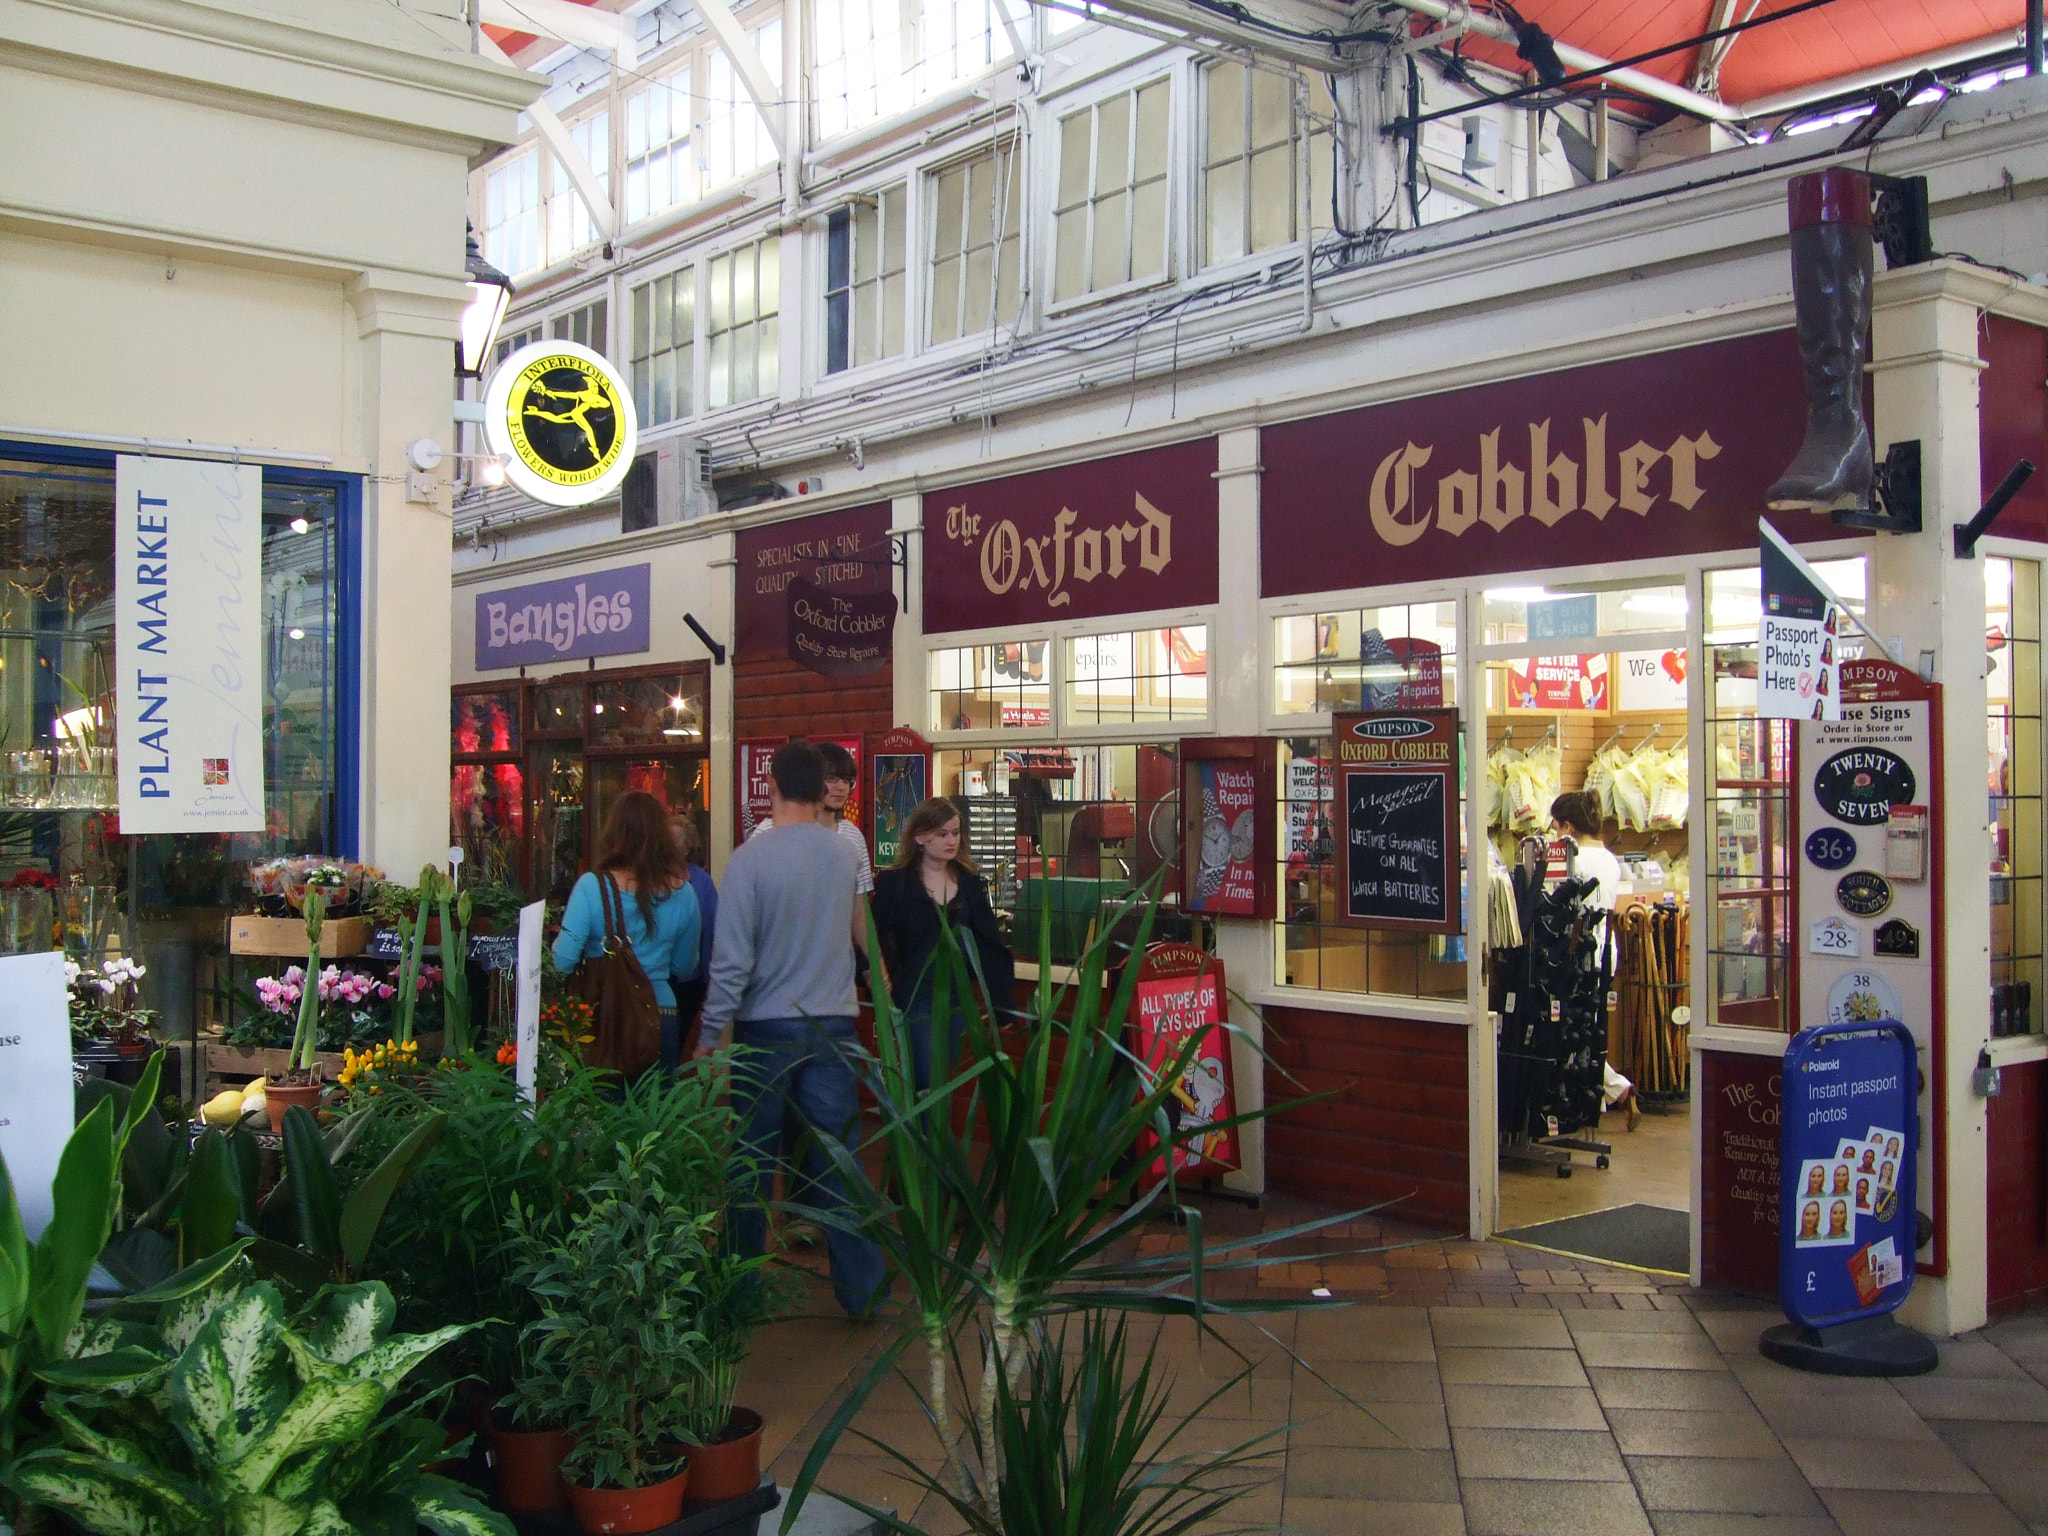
229,915,372,957
198,1034,443,1093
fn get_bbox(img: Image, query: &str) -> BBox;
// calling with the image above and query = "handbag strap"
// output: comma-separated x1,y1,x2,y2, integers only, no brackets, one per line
596,871,631,953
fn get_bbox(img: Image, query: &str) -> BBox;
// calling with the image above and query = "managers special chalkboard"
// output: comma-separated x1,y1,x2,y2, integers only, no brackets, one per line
1333,710,1460,933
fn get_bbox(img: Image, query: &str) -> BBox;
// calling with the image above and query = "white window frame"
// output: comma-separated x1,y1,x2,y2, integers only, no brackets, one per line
484,146,543,278
824,184,909,374
924,136,1024,350
628,260,697,428
1047,72,1177,312
623,67,693,227
703,233,783,411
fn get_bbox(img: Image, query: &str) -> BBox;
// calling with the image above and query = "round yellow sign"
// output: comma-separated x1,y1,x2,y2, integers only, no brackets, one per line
483,340,639,507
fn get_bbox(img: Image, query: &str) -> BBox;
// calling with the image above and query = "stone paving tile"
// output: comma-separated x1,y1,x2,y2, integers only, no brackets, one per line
1443,1384,1608,1431
1460,1478,1652,1536
1293,1358,1447,1404
1564,1308,1708,1335
1647,1517,1842,1536
1933,1422,2048,1521
1295,1306,1437,1362
1587,1367,1755,1412
1285,1446,1461,1502
1605,1408,1788,1459
1745,1387,1939,1444
1431,1309,1576,1349
1574,1332,1728,1371
1280,1497,1467,1535
1688,1309,1783,1353
1778,1434,1989,1493
1892,1374,2048,1422
1818,1489,2034,1536
1727,1355,1910,1399
1289,1401,1452,1451
1626,1455,1828,1514
1438,1347,1592,1387
1929,1339,2037,1380
1450,1426,1629,1481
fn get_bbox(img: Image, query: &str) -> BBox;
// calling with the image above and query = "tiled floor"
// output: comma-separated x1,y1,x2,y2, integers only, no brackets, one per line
739,1199,2048,1535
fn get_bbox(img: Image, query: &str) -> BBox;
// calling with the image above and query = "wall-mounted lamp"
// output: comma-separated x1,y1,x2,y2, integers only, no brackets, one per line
457,224,514,380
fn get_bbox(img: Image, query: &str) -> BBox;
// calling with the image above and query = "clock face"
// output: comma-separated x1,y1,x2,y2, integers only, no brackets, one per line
1228,809,1255,862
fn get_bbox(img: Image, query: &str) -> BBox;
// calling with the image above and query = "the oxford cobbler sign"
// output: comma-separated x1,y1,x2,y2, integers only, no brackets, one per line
923,439,1218,633
1261,330,1821,595
735,502,894,672
474,563,651,669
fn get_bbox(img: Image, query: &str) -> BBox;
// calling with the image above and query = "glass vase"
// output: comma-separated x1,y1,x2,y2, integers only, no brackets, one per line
0,888,53,954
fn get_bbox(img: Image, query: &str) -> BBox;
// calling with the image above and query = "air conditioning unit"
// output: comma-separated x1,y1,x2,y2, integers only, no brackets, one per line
622,438,717,530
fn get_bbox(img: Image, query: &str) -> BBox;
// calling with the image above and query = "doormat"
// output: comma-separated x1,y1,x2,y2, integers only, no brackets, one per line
1497,1203,1689,1276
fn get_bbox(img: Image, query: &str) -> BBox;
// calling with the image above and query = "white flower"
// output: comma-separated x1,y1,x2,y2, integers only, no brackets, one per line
63,961,81,984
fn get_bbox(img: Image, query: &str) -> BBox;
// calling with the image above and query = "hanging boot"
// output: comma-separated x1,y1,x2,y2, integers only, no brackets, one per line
1767,168,1875,512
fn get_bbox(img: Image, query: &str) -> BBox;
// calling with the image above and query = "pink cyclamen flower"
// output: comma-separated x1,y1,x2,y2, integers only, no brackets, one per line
375,983,396,1000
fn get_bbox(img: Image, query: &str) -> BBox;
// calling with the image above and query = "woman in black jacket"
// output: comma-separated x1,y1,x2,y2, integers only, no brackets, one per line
870,796,1014,1092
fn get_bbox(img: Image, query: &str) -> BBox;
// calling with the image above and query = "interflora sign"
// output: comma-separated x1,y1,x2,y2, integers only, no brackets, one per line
1260,329,1822,595
474,564,651,670
484,340,639,507
922,439,1218,633
115,455,266,834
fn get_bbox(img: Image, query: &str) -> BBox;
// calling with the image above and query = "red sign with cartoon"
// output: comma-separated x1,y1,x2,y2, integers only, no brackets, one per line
1130,945,1239,1188
1506,654,1609,711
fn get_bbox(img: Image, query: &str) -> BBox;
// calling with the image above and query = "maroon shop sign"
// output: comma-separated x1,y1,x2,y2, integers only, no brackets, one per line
923,439,1218,633
1262,330,1833,597
735,502,894,664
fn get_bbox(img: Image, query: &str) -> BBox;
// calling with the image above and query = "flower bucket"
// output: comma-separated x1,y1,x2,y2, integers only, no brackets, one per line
488,1413,574,1513
682,1409,765,1509
263,1081,324,1132
566,1469,689,1535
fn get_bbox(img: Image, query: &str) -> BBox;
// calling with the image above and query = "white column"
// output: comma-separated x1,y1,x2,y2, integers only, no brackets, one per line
708,528,739,878
891,493,925,731
1212,427,1267,1195
345,270,469,879
1867,261,1992,1336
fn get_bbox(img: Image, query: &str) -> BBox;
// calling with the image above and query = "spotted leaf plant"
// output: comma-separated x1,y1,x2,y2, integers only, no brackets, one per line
3,1277,506,1536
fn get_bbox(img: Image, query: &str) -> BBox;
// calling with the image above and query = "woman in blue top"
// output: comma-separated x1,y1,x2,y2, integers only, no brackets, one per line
553,791,702,1073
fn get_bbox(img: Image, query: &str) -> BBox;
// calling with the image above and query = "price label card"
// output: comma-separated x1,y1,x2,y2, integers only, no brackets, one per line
1810,916,1860,957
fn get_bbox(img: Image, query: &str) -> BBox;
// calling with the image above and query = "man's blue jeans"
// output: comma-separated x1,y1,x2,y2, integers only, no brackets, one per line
728,1015,887,1317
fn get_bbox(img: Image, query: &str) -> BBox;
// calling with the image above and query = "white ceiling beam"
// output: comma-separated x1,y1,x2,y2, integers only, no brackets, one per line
1050,0,1345,72
688,0,790,161
482,32,618,242
481,0,639,67
1734,28,2022,119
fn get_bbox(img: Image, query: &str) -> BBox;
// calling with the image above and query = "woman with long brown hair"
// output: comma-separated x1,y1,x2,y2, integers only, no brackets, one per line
552,790,703,1072
869,796,1013,1091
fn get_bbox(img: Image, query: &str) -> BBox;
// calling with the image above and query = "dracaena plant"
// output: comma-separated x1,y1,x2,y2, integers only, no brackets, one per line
246,1104,449,1292
288,890,328,1075
4,1278,508,1536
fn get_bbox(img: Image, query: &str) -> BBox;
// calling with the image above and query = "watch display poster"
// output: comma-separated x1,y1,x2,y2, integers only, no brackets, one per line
1795,660,1941,1271
1333,709,1459,933
1128,944,1239,1190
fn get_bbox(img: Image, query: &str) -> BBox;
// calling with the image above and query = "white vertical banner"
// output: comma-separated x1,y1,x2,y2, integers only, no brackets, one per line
114,456,266,834
0,953,76,1239
515,900,545,1104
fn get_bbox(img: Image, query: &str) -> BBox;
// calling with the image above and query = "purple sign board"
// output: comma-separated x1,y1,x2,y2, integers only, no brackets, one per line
475,563,652,670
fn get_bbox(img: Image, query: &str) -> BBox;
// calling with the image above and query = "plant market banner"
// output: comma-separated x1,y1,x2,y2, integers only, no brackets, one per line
115,455,265,833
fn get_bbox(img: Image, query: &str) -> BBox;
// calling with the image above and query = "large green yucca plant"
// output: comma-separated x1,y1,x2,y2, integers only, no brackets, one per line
783,884,1393,1533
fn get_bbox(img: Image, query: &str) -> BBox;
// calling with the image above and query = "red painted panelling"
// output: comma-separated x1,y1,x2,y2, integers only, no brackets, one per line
1980,315,2048,545
1988,1057,2048,1310
1698,1050,1783,1299
1264,1005,1468,1231
733,655,894,742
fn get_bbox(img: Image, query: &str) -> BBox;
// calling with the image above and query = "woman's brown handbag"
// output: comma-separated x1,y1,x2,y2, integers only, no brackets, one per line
575,873,661,1074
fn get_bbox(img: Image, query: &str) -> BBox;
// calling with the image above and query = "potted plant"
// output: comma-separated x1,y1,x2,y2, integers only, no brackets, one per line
265,889,329,1127
670,1220,780,1509
507,1138,716,1534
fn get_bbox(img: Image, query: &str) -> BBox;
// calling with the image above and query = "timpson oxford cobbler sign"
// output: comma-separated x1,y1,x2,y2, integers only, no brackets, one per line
1261,330,1823,594
922,440,1219,632
484,340,639,507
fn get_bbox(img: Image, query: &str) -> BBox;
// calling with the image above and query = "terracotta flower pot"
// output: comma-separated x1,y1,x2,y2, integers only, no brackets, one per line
681,1409,764,1508
264,1081,324,1132
566,1469,689,1535
488,1414,575,1513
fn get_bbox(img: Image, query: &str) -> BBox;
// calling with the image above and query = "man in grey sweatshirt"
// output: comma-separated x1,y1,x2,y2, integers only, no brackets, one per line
697,740,886,1316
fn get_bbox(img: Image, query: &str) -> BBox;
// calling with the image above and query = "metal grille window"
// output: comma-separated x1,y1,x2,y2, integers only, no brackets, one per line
814,0,907,140
929,641,1050,732
630,268,694,426
704,21,783,190
1989,557,2042,1034
624,71,692,225
494,323,543,372
928,141,1020,344
1201,62,1333,267
1053,79,1171,303
826,187,907,373
550,299,609,356
1065,627,1209,726
484,148,542,277
548,109,610,256
706,238,780,408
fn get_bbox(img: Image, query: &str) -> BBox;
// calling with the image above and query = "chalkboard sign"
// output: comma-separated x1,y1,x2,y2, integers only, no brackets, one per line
470,934,521,973
364,928,406,959
1333,710,1459,933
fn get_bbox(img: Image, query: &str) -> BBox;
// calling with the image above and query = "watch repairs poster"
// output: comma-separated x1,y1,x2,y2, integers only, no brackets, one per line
1796,660,1939,1270
1185,759,1258,914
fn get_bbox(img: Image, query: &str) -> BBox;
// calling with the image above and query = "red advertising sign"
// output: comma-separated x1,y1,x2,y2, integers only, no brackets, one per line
736,737,781,843
1186,760,1259,914
1506,654,1609,711
734,502,893,661
922,439,1219,633
1129,945,1238,1189
1261,329,1830,596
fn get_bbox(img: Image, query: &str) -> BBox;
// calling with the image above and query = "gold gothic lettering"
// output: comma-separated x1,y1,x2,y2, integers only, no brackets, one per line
967,493,1173,605
1370,442,1434,546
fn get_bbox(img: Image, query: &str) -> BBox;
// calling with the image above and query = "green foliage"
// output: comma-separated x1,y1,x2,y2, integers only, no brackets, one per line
391,875,437,1048
506,1140,713,1491
247,1106,447,1291
433,871,473,1058
670,1233,785,1448
290,893,328,1074
4,1277,509,1536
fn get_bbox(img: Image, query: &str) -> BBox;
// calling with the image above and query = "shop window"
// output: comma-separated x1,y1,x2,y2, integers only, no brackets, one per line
929,640,1050,732
589,669,707,750
1274,601,1459,716
451,685,526,885
916,0,1024,97
547,109,610,257
532,677,585,735
625,70,692,225
706,237,781,409
550,298,609,358
631,267,695,427
928,140,1021,345
1053,79,1171,304
1482,581,1688,647
703,20,783,191
825,187,907,373
1275,734,1466,1000
591,757,708,853
813,0,907,140
1703,559,1866,1032
532,743,587,904
1200,62,1334,268
484,148,542,277
1989,557,2043,1034
1065,626,1209,726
